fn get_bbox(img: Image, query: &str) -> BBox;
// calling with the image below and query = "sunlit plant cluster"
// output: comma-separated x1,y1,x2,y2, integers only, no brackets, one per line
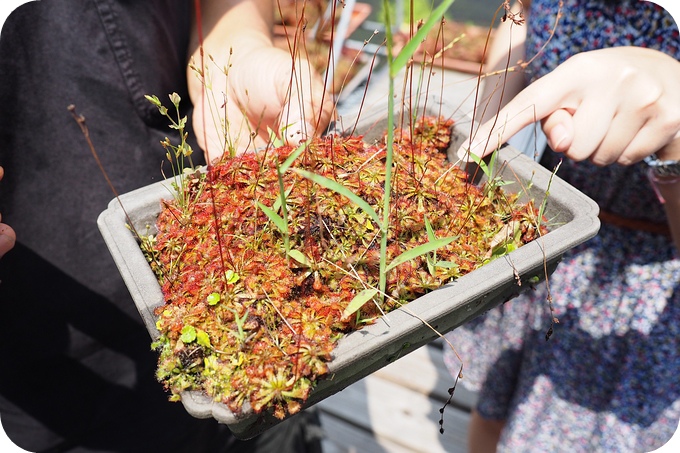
142,114,545,419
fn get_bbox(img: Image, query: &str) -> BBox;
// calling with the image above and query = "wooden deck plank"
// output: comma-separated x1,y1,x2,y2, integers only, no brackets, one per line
320,412,414,453
319,374,470,452
372,342,479,411
318,344,473,452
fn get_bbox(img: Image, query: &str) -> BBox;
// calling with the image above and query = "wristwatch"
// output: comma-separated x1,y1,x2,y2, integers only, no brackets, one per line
644,154,680,178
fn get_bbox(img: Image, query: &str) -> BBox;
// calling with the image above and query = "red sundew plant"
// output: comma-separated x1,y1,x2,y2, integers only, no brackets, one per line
143,112,546,420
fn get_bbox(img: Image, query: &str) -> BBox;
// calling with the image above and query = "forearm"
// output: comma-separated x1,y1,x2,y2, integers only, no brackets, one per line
188,0,274,76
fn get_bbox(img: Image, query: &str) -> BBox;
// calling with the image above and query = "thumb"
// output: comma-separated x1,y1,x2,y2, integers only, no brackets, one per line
541,108,574,153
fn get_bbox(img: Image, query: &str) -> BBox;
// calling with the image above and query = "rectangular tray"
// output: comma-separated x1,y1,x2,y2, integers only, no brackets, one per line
98,130,600,438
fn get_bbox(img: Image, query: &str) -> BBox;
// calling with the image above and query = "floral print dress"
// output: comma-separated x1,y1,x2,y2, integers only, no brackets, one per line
443,1,680,451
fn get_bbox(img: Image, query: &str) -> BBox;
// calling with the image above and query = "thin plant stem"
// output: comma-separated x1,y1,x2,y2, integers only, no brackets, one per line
378,0,456,302
379,0,396,301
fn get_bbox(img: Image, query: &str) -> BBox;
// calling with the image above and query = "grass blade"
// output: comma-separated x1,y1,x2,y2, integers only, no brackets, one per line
280,142,307,173
257,201,286,234
342,288,379,319
293,168,382,228
386,236,457,273
390,0,457,77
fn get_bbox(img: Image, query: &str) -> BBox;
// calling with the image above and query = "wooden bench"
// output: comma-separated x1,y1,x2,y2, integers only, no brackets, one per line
318,341,477,453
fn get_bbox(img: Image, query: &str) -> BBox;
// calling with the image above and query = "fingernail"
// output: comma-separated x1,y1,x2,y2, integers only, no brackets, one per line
456,139,481,162
456,146,470,162
550,124,569,151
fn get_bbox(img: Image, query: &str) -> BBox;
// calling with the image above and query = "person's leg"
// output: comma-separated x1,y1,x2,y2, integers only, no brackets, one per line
468,409,505,453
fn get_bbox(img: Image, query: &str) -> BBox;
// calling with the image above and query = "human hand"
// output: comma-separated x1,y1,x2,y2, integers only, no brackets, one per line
0,166,16,259
460,46,680,165
187,0,334,162
188,41,333,162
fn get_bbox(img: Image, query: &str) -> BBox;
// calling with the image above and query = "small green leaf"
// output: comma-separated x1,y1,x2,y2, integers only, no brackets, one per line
466,152,490,179
342,288,379,319
225,269,240,284
145,94,162,107
491,179,514,187
423,216,437,275
196,329,212,348
294,169,382,229
180,325,196,343
424,216,437,242
386,236,458,273
207,292,221,306
288,249,313,268
490,241,518,260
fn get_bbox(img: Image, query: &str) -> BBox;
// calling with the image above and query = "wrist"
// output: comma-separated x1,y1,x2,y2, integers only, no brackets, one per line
644,153,680,177
647,167,680,204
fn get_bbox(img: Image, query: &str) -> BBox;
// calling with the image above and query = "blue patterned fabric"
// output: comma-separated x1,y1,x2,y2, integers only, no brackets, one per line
444,1,680,451
525,0,680,81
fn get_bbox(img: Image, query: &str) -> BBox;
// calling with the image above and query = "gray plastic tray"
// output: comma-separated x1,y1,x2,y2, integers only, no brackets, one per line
98,137,600,438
